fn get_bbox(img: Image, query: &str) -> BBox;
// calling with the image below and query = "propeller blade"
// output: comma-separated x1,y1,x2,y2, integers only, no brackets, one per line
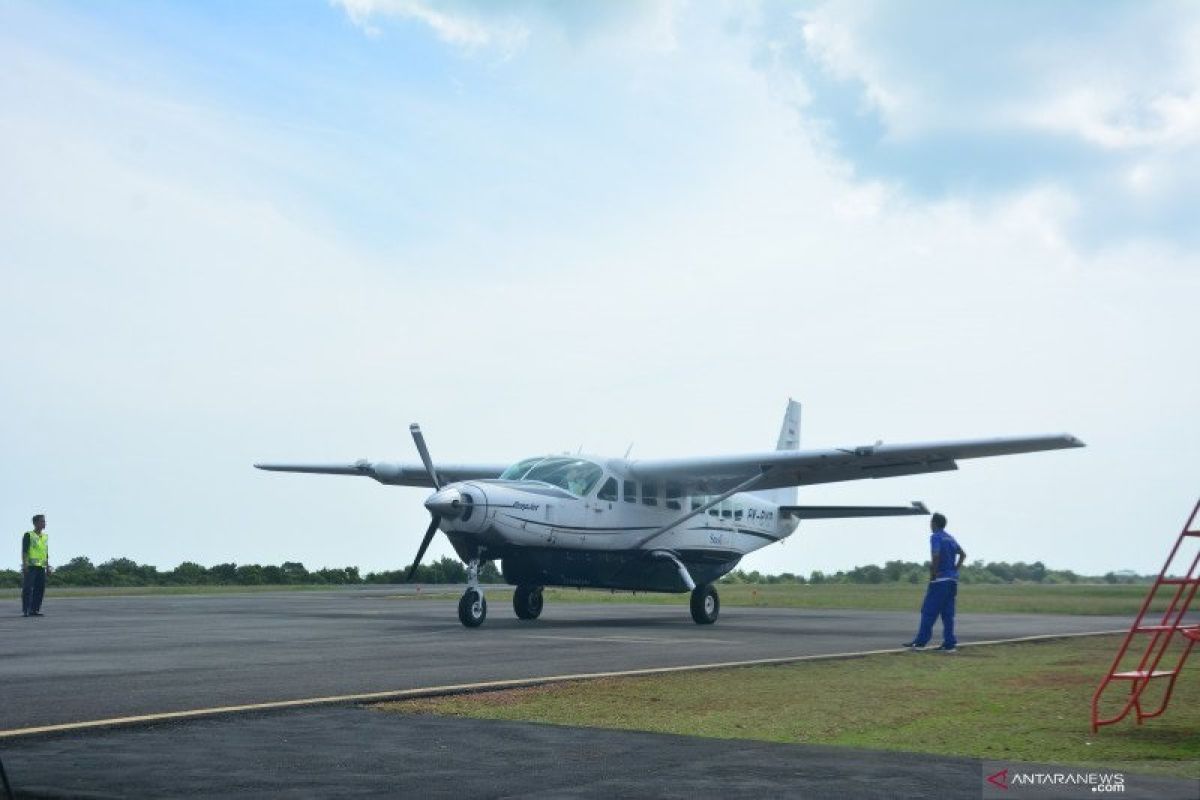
407,514,441,581
409,423,441,490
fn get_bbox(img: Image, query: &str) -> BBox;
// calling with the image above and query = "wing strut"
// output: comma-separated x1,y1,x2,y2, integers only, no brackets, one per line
634,468,773,549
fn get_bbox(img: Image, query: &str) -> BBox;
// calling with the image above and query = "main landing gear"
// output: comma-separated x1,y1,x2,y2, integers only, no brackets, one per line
690,584,720,625
457,558,487,628
513,584,544,620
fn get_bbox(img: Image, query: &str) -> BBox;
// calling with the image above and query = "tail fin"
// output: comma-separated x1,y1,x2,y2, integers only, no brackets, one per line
753,399,801,506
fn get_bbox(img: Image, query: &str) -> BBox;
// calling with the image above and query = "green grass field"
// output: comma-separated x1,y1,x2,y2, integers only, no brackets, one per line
382,634,1200,779
386,582,1165,616
532,583,1166,616
0,581,1168,616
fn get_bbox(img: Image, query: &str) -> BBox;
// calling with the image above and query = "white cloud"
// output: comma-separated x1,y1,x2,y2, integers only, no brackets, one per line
1022,87,1200,150
332,0,686,56
797,4,905,127
333,0,529,51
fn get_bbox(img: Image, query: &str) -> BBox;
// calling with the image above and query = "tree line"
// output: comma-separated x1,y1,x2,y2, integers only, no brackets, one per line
721,559,1150,585
3,556,1148,588
0,556,502,588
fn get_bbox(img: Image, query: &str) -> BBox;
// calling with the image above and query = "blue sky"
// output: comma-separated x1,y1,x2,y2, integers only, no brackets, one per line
2,1,1198,576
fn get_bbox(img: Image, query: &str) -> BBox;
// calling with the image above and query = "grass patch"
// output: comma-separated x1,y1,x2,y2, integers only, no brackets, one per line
380,635,1199,779
0,582,1166,616
539,583,1164,616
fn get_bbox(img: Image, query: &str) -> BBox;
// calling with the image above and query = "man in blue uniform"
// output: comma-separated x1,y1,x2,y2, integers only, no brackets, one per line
904,512,965,652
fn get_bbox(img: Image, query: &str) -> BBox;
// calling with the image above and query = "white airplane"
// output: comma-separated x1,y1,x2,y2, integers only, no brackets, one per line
255,401,1084,628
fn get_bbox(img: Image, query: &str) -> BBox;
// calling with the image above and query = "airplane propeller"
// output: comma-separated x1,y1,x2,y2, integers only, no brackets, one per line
406,423,461,581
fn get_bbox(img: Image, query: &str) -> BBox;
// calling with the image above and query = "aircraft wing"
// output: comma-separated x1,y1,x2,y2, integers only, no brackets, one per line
625,433,1084,494
254,460,508,488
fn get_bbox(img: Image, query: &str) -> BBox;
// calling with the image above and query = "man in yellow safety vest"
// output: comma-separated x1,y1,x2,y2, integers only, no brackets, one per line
22,514,49,617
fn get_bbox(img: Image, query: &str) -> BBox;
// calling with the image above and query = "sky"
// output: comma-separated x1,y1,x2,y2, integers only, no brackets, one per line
2,1,1197,577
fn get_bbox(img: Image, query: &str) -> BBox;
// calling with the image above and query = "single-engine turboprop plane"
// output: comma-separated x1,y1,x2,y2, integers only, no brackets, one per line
255,401,1083,627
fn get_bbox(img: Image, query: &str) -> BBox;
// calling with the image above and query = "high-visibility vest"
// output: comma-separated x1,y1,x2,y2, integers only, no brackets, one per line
26,531,48,567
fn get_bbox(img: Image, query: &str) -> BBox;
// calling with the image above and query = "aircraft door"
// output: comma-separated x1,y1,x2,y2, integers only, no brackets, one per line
593,477,619,515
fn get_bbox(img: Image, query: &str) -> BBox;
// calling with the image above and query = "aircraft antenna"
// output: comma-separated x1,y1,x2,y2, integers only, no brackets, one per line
624,442,634,459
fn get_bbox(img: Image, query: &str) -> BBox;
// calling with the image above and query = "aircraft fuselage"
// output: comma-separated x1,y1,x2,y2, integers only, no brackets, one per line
433,466,798,593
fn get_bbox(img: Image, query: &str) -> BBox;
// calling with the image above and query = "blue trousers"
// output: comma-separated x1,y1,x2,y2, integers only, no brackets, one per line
22,567,46,615
914,580,957,647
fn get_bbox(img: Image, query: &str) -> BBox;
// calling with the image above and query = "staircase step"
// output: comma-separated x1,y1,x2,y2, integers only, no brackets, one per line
1111,670,1176,680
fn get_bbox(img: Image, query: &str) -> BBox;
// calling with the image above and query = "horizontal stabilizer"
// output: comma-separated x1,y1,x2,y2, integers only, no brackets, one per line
779,502,930,520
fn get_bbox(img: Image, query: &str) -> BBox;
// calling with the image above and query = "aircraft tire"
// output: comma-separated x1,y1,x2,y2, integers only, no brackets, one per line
458,588,487,627
512,584,544,620
690,585,720,625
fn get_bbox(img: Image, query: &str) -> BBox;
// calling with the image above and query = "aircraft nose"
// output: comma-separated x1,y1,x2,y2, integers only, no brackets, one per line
424,487,464,519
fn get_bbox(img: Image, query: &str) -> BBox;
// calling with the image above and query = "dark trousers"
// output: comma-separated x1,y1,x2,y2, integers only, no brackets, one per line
22,566,46,615
914,579,957,647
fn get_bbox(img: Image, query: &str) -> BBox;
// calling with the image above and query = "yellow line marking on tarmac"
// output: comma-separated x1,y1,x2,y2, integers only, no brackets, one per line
0,629,1124,740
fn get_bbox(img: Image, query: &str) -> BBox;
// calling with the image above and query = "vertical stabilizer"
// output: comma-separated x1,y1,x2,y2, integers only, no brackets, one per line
754,399,801,506
776,398,801,452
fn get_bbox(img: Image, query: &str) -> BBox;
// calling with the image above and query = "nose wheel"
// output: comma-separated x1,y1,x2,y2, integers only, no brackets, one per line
458,588,487,627
457,558,487,628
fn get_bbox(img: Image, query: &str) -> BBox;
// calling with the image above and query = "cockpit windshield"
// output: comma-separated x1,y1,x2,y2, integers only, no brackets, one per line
499,457,604,497
499,458,543,481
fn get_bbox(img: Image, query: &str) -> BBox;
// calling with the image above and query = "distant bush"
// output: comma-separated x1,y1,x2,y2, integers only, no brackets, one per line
721,559,1149,585
4,554,1150,589
17,555,501,587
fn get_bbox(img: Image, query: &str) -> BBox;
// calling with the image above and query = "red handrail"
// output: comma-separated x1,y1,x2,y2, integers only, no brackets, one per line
1090,498,1200,732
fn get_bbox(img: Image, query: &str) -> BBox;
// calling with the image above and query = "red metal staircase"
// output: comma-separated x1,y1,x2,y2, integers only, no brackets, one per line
1091,498,1200,732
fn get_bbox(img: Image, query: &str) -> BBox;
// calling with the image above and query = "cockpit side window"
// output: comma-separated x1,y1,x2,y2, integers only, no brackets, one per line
598,477,618,502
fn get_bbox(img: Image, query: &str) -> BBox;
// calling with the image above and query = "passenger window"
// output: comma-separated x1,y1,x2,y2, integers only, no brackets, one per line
691,495,704,511
641,481,658,507
665,483,682,511
623,480,637,503
598,478,618,502
720,502,732,519
734,506,744,521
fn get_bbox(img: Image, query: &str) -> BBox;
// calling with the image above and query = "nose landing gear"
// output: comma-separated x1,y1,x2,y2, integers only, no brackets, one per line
457,558,487,627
